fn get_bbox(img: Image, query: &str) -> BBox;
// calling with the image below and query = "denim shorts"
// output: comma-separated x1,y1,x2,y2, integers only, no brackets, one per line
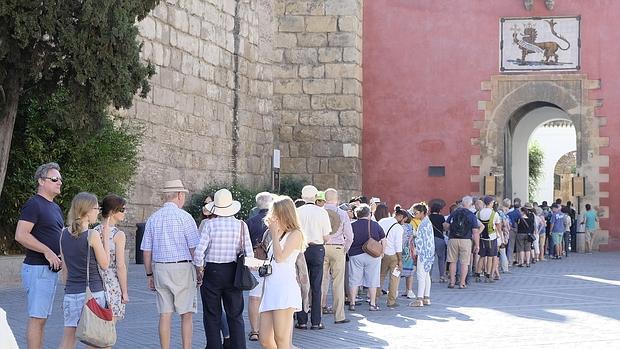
63,291,106,327
21,264,59,318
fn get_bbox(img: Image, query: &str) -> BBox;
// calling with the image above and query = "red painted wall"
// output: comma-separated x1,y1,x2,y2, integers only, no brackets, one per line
363,0,619,242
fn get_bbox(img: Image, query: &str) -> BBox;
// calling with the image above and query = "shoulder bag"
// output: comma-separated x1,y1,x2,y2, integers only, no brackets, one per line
71,229,117,348
362,219,384,258
234,222,259,291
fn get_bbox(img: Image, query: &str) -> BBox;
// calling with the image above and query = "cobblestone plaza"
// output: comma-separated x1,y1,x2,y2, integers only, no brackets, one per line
2,252,619,348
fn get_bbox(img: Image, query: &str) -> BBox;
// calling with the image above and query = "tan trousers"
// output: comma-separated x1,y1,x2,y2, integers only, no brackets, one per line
321,245,346,321
377,254,400,305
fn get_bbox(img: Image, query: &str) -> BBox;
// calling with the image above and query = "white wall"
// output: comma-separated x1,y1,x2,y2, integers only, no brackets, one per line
530,124,576,203
511,107,575,202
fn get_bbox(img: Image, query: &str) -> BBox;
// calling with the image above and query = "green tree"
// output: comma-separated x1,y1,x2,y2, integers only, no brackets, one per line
0,0,159,195
0,91,142,254
528,141,545,202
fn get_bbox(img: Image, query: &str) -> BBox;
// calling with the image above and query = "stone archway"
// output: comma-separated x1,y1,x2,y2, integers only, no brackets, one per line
473,76,607,234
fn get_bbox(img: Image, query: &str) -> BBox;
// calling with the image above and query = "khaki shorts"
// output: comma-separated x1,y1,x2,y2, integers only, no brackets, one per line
447,238,472,265
153,262,197,314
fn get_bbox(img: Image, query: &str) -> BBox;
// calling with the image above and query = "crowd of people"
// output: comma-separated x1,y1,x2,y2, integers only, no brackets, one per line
12,162,601,349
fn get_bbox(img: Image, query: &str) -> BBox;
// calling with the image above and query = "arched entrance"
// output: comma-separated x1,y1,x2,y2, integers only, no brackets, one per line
475,75,603,220
507,105,576,201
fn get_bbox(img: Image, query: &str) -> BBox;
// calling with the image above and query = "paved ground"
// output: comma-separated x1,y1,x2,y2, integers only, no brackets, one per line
2,252,620,348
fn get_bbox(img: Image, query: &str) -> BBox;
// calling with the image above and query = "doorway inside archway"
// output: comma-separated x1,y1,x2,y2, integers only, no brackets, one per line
505,104,578,203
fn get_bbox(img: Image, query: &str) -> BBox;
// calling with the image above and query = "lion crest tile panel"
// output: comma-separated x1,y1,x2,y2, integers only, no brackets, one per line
500,16,580,71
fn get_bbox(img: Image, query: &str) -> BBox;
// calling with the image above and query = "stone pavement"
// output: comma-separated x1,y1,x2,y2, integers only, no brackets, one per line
2,252,620,348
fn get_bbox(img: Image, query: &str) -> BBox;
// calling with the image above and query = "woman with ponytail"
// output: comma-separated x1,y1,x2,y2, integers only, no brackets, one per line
58,192,111,349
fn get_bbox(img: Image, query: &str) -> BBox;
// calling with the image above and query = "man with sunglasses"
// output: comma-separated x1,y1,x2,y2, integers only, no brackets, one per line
14,162,64,349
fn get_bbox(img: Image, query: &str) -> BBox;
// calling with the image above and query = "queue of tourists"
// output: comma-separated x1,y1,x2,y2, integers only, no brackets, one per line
13,162,601,349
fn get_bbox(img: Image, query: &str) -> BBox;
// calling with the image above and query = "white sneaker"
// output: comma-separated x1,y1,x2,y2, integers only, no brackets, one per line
406,290,416,299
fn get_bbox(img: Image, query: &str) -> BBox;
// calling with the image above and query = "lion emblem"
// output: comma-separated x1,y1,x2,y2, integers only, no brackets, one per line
512,19,571,65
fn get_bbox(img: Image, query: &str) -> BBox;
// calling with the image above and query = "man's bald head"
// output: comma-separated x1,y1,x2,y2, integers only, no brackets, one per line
325,188,338,204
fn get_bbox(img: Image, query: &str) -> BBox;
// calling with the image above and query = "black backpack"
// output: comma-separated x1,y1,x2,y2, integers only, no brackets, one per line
449,208,471,238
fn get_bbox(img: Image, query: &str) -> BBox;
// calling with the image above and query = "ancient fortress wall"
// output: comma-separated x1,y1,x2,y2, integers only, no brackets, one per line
273,0,363,201
114,0,363,256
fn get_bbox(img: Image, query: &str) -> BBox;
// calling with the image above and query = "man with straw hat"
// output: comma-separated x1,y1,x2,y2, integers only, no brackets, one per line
141,179,200,349
193,188,253,349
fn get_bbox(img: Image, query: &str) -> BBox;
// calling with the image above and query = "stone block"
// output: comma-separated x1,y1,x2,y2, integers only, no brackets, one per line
343,143,359,157
338,16,359,32
279,126,293,142
283,94,311,109
311,142,330,156
325,95,361,111
272,64,298,79
342,79,362,95
330,127,361,143
328,32,357,47
275,33,298,48
286,1,325,15
289,143,312,157
274,79,303,94
325,0,360,16
169,7,189,32
281,157,308,173
338,173,361,190
299,110,339,126
343,47,361,63
318,47,342,63
139,16,157,40
329,157,360,174
297,33,328,47
305,16,338,32
313,173,337,188
293,126,330,142
278,111,299,125
339,110,361,127
299,65,325,78
307,158,320,173
302,79,336,94
189,15,201,36
285,48,318,64
177,31,200,56
153,86,176,108
183,75,205,95
279,16,305,32
310,95,327,109
325,63,360,79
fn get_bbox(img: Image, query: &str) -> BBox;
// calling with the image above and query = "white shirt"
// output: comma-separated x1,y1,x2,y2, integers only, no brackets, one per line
378,217,403,256
477,207,500,240
297,204,331,244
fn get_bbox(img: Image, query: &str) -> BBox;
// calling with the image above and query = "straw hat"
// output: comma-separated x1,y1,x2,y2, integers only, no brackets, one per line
162,179,189,193
205,189,241,217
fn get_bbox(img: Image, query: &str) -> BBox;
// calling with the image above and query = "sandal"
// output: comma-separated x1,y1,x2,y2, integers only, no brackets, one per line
409,299,424,307
322,306,334,314
369,304,380,311
459,284,467,289
423,297,431,305
348,304,356,311
447,283,455,289
248,331,259,341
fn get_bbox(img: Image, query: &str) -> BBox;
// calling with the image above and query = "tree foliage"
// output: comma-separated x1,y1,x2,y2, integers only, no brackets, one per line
186,183,270,224
528,141,545,202
0,0,159,194
0,91,143,254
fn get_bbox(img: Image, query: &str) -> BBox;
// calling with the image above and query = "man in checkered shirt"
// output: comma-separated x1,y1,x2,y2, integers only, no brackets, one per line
141,179,200,349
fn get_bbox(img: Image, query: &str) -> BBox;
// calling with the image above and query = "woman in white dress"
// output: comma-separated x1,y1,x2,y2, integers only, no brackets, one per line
259,196,304,349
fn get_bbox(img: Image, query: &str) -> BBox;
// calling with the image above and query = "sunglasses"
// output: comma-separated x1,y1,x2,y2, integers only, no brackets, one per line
42,176,62,183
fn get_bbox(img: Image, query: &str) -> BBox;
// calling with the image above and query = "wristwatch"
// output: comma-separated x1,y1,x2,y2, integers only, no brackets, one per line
146,272,153,277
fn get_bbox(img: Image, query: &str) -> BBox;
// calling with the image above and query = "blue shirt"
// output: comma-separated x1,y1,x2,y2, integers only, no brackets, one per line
349,219,385,257
446,208,479,239
584,210,597,230
507,208,521,227
550,212,566,233
19,194,64,265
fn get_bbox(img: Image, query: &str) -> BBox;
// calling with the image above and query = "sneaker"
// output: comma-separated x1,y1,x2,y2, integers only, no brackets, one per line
423,297,431,305
406,290,416,299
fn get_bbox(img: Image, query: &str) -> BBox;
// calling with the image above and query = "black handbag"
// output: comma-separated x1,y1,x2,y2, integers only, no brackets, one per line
234,222,259,291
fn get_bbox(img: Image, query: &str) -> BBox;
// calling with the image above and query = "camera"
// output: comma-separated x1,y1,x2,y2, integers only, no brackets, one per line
258,264,272,277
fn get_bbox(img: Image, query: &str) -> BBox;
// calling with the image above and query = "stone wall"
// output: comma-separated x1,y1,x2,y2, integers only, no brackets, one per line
118,0,275,258
273,0,363,200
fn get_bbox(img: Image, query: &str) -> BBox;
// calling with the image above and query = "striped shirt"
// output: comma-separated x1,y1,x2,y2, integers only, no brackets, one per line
193,216,254,265
140,202,200,263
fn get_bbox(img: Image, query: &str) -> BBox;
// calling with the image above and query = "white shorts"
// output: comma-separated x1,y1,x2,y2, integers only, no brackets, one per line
348,253,381,288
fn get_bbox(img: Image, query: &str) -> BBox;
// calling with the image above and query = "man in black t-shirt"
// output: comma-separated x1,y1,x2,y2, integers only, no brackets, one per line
14,162,64,349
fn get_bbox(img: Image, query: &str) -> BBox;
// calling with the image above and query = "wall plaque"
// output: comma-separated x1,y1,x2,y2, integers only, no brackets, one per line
500,16,580,72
